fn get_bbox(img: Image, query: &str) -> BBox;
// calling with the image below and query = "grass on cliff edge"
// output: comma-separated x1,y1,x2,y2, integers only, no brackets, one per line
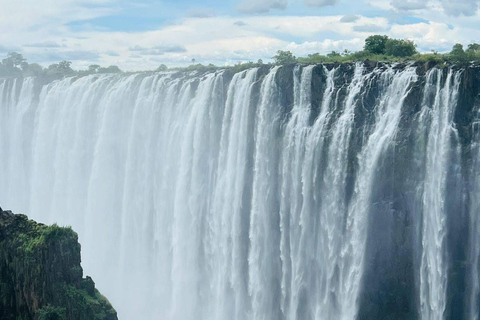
0,213,117,320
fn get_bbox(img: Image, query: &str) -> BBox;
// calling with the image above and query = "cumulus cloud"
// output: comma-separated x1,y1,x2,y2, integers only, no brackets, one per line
24,41,63,48
303,0,339,7
237,0,287,13
237,0,339,12
0,0,114,32
441,0,480,16
187,8,216,18
388,0,479,16
390,0,427,11
129,44,187,55
340,14,360,23
0,45,12,53
352,24,389,32
104,50,120,56
28,50,101,62
286,38,364,55
234,20,247,26
1,0,478,70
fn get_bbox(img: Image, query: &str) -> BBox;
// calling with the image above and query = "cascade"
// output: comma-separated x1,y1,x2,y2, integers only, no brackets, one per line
0,63,478,320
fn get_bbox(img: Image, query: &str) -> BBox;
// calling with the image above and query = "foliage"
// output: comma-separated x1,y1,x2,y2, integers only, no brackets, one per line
0,210,117,320
385,39,417,57
88,65,101,73
327,51,342,58
46,61,75,76
467,43,480,53
22,63,44,77
2,52,26,68
449,43,466,61
364,35,389,54
156,64,168,71
273,50,296,65
448,43,480,62
37,305,67,320
411,53,445,65
0,53,123,78
98,65,122,73
364,36,417,57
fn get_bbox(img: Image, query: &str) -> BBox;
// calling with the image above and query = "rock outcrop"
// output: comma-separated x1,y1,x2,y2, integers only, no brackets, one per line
0,208,117,320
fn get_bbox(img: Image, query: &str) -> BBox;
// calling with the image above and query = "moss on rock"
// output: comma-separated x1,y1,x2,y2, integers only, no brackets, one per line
0,208,117,320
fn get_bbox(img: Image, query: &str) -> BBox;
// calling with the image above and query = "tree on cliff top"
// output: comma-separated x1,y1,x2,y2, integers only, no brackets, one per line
364,35,417,57
273,50,297,64
2,52,26,68
467,43,480,53
450,43,467,61
364,35,389,55
46,60,74,76
385,39,417,57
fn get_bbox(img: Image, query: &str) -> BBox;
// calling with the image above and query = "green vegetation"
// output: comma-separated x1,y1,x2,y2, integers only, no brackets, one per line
1,35,480,78
282,36,480,67
0,210,117,320
273,50,297,64
0,52,122,78
37,305,67,320
384,39,417,57
364,35,389,55
361,35,417,57
448,43,480,62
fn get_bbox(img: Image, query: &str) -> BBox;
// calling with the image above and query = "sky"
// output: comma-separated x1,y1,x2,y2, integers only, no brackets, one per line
0,0,479,70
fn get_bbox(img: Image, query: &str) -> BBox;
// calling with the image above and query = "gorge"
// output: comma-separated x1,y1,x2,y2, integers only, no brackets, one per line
0,62,479,319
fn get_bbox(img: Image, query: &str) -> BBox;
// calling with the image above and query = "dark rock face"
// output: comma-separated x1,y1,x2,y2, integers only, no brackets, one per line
0,208,117,320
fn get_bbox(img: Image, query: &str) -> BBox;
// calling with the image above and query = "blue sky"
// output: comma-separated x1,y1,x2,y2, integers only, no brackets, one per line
0,0,479,70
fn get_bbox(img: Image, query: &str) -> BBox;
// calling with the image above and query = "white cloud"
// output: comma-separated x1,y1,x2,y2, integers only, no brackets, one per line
340,14,360,22
104,50,120,56
0,0,479,70
368,1,395,11
129,44,187,55
237,0,287,13
0,44,19,53
303,0,339,7
187,8,217,18
352,24,389,32
24,41,63,48
234,21,247,26
389,21,480,52
286,38,364,55
237,0,340,13
390,0,427,11
26,50,101,63
0,0,115,31
387,0,480,16
441,0,480,16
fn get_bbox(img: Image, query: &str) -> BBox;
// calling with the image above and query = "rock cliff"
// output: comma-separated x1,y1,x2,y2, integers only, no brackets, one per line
0,208,117,320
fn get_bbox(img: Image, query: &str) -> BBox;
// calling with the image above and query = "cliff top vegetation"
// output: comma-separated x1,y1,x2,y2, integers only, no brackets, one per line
1,35,479,79
0,208,118,320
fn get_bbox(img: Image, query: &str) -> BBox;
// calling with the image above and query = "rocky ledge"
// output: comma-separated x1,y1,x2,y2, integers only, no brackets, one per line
0,207,117,320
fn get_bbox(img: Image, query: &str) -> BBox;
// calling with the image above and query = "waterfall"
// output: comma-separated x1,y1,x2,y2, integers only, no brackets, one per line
0,63,477,320
419,69,461,319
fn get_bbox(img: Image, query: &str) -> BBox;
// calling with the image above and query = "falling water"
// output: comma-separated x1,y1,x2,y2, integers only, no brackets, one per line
0,63,478,319
419,69,461,319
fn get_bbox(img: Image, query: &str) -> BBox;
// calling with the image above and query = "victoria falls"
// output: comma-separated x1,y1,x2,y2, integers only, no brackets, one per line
1,58,480,319
1,0,480,319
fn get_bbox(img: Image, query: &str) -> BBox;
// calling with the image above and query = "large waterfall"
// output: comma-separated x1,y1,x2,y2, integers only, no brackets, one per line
1,63,479,319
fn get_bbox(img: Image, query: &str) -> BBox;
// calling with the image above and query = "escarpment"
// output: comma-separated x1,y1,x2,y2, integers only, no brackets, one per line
0,208,117,320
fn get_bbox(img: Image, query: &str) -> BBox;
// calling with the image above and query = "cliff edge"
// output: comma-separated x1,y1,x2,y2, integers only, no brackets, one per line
0,208,117,320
